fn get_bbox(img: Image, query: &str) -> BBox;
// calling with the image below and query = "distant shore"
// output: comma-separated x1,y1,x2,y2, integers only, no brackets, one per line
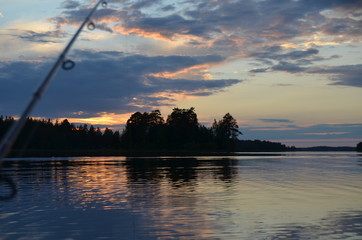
6,149,285,158
296,146,356,151
6,146,357,158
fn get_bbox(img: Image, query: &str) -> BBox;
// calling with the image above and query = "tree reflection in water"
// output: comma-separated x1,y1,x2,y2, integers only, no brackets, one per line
123,157,238,186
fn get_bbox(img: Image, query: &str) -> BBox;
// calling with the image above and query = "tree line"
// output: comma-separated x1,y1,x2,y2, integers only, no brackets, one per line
120,108,295,152
120,108,242,151
0,108,294,156
0,116,121,154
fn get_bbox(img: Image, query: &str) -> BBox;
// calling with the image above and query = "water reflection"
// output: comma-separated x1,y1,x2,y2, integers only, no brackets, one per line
120,157,241,239
123,157,238,186
1,153,362,239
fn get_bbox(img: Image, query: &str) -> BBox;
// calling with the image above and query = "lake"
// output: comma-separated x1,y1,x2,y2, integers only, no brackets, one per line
1,152,361,240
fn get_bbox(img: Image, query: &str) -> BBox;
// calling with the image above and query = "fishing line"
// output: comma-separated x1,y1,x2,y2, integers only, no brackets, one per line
0,0,108,200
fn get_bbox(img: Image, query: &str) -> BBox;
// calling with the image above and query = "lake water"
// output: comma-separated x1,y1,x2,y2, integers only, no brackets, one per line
0,152,361,240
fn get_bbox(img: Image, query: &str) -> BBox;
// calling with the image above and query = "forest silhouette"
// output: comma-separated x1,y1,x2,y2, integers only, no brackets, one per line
0,108,294,157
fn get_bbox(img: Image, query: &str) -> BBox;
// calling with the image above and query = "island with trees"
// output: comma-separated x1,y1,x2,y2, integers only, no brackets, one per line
1,107,295,157
357,142,362,152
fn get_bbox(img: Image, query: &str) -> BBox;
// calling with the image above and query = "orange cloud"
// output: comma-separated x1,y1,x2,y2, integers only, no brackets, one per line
149,61,225,80
149,63,213,79
113,25,207,45
114,26,175,42
98,15,120,23
151,92,198,102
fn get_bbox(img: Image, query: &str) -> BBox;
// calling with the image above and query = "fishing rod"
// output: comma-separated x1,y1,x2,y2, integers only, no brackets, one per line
0,0,108,200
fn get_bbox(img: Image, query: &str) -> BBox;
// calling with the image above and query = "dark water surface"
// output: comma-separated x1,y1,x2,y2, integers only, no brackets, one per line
1,152,361,239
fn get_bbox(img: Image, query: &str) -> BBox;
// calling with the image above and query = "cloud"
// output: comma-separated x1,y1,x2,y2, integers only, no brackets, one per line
279,48,319,60
302,132,349,136
271,61,306,73
52,0,362,45
120,14,214,40
46,0,362,79
248,45,361,87
249,68,269,73
61,0,81,9
161,4,175,12
248,46,339,74
50,6,122,33
0,50,242,118
12,29,67,43
258,119,294,123
252,47,320,61
307,64,362,87
0,12,4,18
147,77,240,94
130,0,162,10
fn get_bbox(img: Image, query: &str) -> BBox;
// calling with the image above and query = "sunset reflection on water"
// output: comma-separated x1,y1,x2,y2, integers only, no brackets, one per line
64,158,129,210
1,152,362,239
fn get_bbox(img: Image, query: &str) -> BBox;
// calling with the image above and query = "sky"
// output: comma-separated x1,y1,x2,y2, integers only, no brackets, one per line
0,0,361,147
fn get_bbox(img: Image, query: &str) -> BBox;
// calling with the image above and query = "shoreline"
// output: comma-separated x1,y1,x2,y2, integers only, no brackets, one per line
6,147,356,158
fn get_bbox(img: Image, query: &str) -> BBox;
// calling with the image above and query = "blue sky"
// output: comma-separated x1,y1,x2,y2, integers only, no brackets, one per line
0,0,361,147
